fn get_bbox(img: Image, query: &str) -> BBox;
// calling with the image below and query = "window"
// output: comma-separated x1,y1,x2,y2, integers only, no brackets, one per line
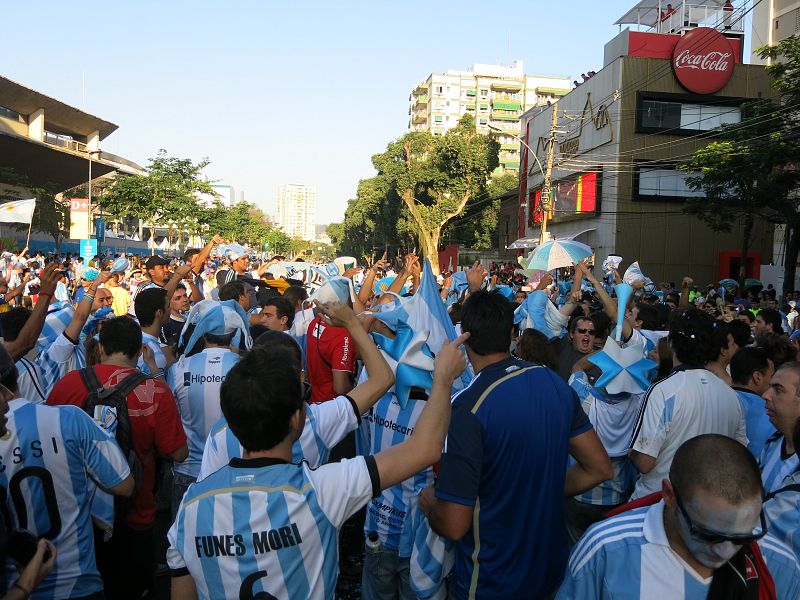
434,115,443,122
434,85,443,94
636,166,704,200
638,97,741,133
0,105,23,123
480,89,488,97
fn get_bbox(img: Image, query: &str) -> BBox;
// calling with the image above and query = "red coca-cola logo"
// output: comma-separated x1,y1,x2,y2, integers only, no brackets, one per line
672,27,735,94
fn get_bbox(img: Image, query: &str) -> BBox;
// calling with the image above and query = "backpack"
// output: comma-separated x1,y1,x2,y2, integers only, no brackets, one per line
79,367,150,520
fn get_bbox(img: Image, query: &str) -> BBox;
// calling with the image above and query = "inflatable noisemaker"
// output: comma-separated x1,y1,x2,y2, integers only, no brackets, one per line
614,283,634,342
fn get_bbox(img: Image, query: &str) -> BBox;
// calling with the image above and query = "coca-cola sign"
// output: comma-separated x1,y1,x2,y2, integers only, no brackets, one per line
672,27,735,94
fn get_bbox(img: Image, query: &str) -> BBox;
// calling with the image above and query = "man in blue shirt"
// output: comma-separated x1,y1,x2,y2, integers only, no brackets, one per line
419,291,612,599
730,347,776,458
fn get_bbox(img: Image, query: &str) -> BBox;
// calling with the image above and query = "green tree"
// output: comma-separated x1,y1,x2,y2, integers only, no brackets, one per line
443,172,518,250
0,167,69,251
372,115,499,272
98,150,217,250
326,222,344,251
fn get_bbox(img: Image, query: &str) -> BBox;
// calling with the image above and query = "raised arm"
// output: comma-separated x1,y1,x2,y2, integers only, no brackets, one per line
313,301,394,415
4,263,59,360
577,260,617,322
64,271,112,342
679,277,692,309
372,334,468,491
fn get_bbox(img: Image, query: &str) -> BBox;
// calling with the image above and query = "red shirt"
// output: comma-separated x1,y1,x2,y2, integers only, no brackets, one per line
306,315,356,404
47,364,187,529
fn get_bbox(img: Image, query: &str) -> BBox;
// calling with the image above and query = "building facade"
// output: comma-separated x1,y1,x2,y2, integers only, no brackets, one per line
516,10,774,286
751,0,800,64
277,183,316,241
408,61,571,175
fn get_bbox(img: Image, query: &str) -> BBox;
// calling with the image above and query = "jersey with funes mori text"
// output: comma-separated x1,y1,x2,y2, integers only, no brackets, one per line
167,455,378,600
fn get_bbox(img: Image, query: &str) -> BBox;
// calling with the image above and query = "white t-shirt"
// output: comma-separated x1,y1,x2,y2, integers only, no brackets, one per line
630,367,747,499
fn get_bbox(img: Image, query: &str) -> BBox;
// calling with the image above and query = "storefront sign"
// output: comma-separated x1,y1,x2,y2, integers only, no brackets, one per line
672,27,734,94
69,198,89,240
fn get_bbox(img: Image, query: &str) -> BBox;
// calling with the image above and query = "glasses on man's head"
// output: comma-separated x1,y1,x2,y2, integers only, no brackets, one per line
575,328,596,336
674,487,767,545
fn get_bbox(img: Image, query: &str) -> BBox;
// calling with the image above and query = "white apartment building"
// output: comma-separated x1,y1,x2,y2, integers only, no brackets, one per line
408,61,571,174
277,183,316,241
751,0,800,63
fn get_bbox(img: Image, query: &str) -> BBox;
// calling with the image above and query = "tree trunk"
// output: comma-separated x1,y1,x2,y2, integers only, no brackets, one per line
419,227,441,275
738,214,753,299
782,222,800,300
150,225,156,252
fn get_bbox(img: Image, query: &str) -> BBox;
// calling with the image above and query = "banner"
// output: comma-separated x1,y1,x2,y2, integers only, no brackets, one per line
0,199,36,224
80,239,97,263
69,198,90,240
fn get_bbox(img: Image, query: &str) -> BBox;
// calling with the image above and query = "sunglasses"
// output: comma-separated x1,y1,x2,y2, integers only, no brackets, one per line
575,328,596,335
674,487,767,545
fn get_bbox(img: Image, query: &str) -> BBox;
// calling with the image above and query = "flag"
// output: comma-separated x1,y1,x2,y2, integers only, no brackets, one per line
0,199,36,224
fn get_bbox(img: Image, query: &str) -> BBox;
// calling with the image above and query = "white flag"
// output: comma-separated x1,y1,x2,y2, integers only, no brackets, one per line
0,199,36,224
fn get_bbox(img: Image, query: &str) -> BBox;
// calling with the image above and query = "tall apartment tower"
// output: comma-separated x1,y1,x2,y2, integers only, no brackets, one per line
751,0,800,64
408,61,571,174
277,183,316,241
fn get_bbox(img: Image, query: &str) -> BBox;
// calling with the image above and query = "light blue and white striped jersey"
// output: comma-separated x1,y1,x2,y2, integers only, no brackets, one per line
762,464,800,560
168,348,240,478
35,302,74,356
1,399,130,600
569,373,641,505
197,395,359,480
16,357,47,404
759,533,800,600
735,388,776,459
362,392,431,555
167,455,377,600
760,433,799,494
289,307,315,371
37,332,86,398
138,331,167,375
556,501,713,599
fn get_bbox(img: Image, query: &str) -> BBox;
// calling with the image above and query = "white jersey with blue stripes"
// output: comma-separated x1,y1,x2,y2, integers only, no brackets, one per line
138,331,167,375
37,332,86,398
762,464,800,561
557,501,714,599
759,533,800,600
198,395,359,480
167,456,376,600
1,399,130,599
16,357,47,404
168,348,240,478
362,392,430,555
760,433,799,495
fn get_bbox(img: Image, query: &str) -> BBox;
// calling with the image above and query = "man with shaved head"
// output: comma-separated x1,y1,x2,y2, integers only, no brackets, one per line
558,434,800,599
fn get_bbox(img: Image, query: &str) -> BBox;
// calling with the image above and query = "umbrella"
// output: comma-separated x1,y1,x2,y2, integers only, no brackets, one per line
527,239,593,272
719,278,739,293
744,278,763,291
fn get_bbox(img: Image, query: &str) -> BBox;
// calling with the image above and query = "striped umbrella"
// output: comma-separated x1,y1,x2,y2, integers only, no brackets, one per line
526,239,593,272
719,278,739,293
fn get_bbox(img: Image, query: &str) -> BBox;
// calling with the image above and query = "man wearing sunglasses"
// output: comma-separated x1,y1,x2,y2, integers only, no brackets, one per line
554,315,602,383
557,434,800,599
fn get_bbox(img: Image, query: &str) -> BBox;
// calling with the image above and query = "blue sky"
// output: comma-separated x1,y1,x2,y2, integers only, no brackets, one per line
7,0,655,224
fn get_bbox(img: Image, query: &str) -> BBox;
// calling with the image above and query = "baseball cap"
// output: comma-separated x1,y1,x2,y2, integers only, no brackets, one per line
144,255,170,270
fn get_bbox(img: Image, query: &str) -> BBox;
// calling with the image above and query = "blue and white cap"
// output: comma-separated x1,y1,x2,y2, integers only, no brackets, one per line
220,244,247,262
310,276,357,305
179,299,252,355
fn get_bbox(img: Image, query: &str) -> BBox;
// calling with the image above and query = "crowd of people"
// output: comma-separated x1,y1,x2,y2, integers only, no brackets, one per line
0,240,797,599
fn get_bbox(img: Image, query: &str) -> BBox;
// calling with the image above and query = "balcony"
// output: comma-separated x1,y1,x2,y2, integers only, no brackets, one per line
491,111,520,122
412,111,427,124
414,94,429,106
43,130,88,153
491,80,523,91
412,83,429,96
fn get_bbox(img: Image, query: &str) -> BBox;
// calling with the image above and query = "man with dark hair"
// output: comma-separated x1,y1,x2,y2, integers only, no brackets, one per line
282,285,309,314
706,321,738,385
260,296,294,332
756,308,785,337
731,347,775,458
629,309,747,498
135,287,170,376
0,307,47,403
167,303,466,600
217,280,248,310
0,342,133,599
554,315,601,382
559,434,800,599
47,316,188,600
419,291,612,600
761,362,800,496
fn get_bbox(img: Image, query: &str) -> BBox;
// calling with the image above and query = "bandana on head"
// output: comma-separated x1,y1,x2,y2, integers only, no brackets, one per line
179,299,252,355
83,267,100,282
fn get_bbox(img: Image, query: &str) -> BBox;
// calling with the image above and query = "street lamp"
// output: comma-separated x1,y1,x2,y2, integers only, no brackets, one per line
488,124,548,245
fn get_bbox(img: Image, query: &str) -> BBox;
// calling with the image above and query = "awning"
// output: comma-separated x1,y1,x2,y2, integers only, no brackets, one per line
556,227,597,241
535,87,569,96
615,0,727,26
507,237,539,249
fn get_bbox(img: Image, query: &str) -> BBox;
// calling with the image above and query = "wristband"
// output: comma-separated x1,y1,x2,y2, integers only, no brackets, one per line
83,295,95,303
13,581,30,599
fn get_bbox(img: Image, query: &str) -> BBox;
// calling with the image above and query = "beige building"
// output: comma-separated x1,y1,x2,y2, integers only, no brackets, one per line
277,183,316,241
408,61,571,175
751,0,800,63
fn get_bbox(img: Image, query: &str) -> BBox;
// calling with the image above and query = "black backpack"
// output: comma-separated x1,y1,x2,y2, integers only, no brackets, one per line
79,367,150,519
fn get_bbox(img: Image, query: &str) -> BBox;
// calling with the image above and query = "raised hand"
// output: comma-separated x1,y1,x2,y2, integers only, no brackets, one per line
434,332,470,382
313,300,358,328
37,262,60,296
467,261,486,293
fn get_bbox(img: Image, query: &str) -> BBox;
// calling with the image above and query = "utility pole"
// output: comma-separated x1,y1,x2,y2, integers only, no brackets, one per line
539,103,558,245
